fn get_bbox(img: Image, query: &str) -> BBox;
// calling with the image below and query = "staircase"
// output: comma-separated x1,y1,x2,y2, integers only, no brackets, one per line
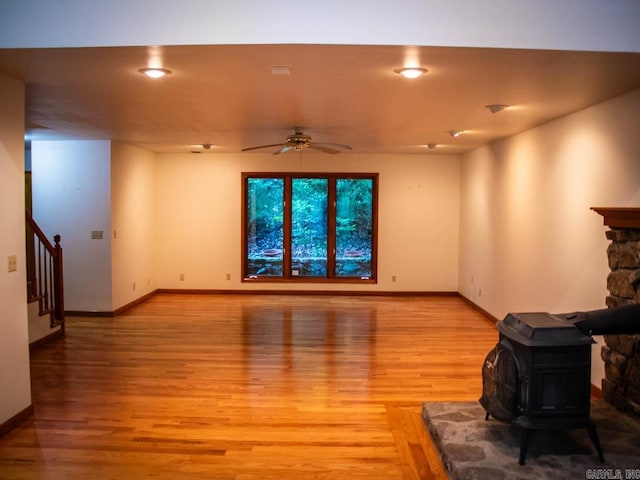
25,212,65,333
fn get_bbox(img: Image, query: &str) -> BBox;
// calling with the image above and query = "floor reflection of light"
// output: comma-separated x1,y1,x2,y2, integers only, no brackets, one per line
241,302,377,406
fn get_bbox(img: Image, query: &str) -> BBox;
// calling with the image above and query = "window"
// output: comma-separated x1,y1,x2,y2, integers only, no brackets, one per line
243,173,377,282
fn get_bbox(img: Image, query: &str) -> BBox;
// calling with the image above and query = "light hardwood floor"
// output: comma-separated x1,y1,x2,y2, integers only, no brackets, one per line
1,294,498,479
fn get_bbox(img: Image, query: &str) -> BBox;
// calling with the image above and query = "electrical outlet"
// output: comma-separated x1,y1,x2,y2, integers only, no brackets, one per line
226,273,231,280
8,255,17,272
180,273,185,281
391,275,397,283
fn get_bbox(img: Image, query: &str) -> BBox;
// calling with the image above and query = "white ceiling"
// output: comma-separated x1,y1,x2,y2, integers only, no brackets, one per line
1,43,640,155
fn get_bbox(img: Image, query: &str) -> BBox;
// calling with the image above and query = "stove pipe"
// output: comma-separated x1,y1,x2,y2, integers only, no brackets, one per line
558,303,640,336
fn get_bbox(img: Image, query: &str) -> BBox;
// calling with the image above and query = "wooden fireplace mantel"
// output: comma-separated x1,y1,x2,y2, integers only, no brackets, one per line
591,207,640,229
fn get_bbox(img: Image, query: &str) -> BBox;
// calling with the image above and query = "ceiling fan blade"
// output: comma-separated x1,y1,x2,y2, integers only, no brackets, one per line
308,142,353,154
274,145,293,155
241,143,286,152
308,144,340,154
312,142,353,151
242,130,352,155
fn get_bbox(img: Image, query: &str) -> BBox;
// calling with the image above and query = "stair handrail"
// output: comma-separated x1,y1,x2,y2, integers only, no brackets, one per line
25,212,65,328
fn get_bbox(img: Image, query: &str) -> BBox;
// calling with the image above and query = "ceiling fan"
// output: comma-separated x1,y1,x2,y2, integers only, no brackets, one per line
241,127,352,155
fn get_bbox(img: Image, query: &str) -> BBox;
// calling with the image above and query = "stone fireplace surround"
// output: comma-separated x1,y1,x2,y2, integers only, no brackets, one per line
592,207,640,416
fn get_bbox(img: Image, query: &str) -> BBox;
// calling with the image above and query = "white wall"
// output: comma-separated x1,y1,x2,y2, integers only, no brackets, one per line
458,89,640,384
31,140,113,312
28,301,62,344
155,152,460,292
29,147,459,308
1,1,638,52
111,142,157,310
0,73,31,425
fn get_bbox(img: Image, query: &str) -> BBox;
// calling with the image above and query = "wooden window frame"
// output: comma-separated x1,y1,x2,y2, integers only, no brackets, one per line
241,172,378,284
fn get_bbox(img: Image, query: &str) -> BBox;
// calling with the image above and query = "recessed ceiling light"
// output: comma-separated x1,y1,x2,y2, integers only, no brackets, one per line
394,67,428,79
486,104,509,114
448,130,464,138
138,67,172,79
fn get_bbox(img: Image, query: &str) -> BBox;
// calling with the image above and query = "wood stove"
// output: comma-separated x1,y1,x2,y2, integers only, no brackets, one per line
482,312,602,465
480,303,640,464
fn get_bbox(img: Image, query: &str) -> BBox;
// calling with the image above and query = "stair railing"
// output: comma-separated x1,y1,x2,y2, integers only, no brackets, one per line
25,212,65,328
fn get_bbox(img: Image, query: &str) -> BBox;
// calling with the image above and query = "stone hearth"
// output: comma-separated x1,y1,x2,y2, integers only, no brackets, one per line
592,207,640,416
422,400,640,480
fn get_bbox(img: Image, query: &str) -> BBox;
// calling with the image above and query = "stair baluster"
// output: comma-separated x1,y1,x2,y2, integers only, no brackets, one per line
25,213,65,329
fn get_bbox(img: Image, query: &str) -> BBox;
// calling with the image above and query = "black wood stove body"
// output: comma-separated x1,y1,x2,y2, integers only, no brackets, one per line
494,312,602,465
480,303,640,465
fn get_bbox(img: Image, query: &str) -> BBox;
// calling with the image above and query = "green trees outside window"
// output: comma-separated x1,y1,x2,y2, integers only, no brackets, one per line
336,178,373,278
243,173,377,282
292,178,328,277
246,178,284,276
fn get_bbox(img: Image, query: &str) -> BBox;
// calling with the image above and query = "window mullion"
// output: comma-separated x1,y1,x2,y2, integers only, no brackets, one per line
283,176,292,278
327,177,336,279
